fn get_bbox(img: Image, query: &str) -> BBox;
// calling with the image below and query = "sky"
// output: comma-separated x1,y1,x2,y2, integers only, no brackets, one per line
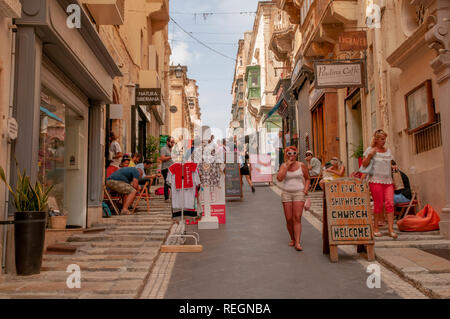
169,0,261,141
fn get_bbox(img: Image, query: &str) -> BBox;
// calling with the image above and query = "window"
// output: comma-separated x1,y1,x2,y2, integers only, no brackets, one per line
412,114,442,154
405,80,435,133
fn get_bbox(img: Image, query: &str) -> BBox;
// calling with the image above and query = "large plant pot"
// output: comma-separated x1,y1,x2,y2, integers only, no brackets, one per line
14,211,47,276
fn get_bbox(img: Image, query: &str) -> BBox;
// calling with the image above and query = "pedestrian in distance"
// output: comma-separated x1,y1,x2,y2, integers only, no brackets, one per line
277,146,311,251
362,129,398,239
240,152,255,193
159,136,175,202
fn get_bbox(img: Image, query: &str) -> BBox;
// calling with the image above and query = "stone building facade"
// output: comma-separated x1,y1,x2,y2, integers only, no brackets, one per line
272,0,450,236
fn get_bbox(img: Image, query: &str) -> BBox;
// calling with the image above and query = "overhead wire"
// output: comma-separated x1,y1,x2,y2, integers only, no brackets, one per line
169,17,237,62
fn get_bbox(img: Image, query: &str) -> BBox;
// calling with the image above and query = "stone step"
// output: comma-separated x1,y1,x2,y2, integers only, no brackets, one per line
375,239,450,249
375,234,444,241
83,227,107,234
45,244,78,255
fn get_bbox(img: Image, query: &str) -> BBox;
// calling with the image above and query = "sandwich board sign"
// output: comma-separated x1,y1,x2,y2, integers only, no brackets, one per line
323,178,375,262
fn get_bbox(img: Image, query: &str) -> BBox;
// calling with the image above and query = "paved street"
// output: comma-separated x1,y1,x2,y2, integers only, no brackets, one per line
162,186,405,299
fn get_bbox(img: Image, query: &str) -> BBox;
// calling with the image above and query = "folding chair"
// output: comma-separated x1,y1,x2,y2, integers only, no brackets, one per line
396,190,420,220
310,174,322,192
103,185,121,215
131,177,154,214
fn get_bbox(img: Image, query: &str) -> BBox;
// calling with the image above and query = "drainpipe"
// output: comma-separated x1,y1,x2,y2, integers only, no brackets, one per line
2,24,17,274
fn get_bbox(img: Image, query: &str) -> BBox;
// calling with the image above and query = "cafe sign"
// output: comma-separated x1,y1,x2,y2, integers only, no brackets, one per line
136,88,161,106
314,62,365,89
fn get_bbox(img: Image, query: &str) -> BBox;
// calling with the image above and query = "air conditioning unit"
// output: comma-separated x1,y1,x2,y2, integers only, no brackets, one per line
0,0,21,18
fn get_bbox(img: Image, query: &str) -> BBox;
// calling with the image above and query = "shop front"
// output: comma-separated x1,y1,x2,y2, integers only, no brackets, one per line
10,0,121,239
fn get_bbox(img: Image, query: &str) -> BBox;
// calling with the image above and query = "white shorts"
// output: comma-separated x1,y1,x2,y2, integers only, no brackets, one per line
281,191,306,203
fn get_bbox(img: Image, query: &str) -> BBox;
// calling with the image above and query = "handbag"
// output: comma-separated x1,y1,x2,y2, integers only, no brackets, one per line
359,159,374,175
304,198,311,210
393,171,405,190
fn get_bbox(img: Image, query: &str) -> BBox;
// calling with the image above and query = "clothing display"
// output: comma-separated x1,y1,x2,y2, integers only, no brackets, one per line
198,163,223,187
167,163,201,218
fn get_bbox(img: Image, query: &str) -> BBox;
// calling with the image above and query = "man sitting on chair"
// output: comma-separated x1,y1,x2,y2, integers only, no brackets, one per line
305,150,321,178
106,167,142,215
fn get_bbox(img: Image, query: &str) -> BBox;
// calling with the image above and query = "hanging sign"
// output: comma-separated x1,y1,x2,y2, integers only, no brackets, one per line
314,62,365,89
7,117,18,141
323,178,375,262
136,88,161,106
339,31,368,51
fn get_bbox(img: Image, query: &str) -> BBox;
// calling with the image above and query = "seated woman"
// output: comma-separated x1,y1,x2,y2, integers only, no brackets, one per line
391,160,412,204
319,157,345,190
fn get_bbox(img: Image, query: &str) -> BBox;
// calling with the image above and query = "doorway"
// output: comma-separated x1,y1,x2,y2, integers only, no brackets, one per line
345,90,363,174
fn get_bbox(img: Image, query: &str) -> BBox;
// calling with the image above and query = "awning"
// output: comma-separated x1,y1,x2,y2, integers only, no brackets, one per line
263,98,283,123
40,106,64,123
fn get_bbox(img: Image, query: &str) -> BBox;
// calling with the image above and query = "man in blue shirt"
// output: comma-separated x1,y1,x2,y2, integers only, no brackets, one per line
106,167,142,215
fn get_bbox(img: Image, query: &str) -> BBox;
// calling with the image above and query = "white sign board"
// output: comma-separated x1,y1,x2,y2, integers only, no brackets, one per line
314,62,365,89
7,117,18,141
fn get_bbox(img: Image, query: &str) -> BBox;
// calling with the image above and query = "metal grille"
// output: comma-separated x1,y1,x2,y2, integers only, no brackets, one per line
411,119,442,154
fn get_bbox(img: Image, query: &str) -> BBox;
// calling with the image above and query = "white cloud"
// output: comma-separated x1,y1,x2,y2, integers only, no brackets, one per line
170,41,192,65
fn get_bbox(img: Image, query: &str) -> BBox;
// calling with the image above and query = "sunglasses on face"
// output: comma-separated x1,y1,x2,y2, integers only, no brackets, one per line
287,152,297,156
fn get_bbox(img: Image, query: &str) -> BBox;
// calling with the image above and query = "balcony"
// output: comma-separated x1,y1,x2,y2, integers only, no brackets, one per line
300,0,358,58
274,0,300,25
147,0,169,32
81,0,125,25
0,0,21,18
270,10,295,61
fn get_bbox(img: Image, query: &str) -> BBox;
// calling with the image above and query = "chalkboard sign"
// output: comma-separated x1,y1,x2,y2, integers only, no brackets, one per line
323,178,375,262
225,163,242,199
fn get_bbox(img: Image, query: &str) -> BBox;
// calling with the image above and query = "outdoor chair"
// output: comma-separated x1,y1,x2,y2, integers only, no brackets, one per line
131,177,154,214
395,190,421,220
310,174,322,192
103,185,121,215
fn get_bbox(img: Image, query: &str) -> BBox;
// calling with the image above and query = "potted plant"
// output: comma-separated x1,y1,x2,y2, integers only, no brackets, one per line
0,164,53,276
351,140,364,167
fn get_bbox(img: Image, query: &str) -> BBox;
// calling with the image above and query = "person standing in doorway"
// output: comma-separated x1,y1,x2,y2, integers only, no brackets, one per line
278,131,284,169
362,129,397,239
160,137,175,202
109,132,123,168
277,146,310,251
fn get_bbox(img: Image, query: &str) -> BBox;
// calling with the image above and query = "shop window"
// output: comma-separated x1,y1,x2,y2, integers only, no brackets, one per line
39,88,82,214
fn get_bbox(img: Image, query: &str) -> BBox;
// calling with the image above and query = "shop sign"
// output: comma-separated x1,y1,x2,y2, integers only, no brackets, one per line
136,88,161,106
277,100,289,118
291,57,304,85
339,31,367,51
225,163,242,199
323,178,375,262
7,117,18,141
314,62,365,89
110,104,123,119
309,87,325,107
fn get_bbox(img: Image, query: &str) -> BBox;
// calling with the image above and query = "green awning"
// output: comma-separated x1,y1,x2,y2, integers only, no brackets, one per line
264,98,283,123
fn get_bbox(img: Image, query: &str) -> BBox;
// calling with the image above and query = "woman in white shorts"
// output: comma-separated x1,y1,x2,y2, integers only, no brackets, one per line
277,146,310,251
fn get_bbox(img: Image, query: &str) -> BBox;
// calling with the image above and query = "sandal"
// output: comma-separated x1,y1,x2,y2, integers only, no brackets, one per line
389,232,398,239
374,232,382,237
295,245,303,251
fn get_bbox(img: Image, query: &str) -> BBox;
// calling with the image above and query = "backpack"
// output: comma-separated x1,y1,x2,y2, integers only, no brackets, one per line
102,202,112,218
155,187,169,196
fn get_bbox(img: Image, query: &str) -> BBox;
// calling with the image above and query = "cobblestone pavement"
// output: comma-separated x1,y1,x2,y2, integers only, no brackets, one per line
0,189,173,299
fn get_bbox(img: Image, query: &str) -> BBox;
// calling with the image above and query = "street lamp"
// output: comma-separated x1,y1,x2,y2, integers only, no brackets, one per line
175,64,183,78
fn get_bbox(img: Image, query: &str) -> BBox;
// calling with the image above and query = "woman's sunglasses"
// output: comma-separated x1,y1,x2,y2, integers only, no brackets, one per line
287,151,297,156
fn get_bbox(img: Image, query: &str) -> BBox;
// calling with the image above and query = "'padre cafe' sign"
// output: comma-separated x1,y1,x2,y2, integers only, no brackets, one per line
314,62,365,89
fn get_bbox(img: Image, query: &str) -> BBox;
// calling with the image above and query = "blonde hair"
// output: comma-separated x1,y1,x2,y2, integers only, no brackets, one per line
371,129,388,147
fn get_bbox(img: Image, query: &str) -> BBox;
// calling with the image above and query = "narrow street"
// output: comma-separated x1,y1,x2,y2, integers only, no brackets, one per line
157,186,420,299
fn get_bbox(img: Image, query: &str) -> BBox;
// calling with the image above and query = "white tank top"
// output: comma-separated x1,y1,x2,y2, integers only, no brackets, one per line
282,166,305,193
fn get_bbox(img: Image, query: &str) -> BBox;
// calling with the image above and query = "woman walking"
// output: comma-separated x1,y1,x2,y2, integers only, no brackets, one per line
277,146,310,251
240,152,255,193
361,129,398,238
